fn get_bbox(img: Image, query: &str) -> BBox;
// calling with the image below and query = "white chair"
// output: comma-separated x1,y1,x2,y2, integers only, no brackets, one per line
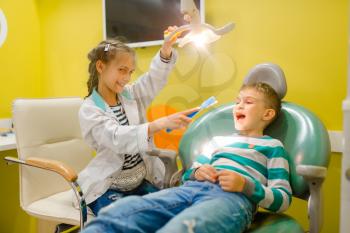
4,97,178,231
5,97,94,230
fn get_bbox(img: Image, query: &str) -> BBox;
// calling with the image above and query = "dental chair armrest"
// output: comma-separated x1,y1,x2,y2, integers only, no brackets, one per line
296,165,327,179
296,165,327,233
148,149,178,188
5,156,78,182
148,148,177,157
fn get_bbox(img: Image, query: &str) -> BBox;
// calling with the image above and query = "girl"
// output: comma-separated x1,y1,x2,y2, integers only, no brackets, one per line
77,27,198,215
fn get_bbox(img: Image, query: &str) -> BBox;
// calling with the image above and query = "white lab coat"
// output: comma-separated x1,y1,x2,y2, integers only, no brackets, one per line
77,51,177,204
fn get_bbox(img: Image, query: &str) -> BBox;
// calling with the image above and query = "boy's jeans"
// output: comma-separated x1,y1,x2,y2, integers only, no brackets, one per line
82,181,255,233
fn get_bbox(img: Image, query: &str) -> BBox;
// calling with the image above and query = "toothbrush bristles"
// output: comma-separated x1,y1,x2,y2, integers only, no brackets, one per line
201,97,217,109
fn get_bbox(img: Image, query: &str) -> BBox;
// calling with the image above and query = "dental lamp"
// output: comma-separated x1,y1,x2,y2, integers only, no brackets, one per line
165,0,235,47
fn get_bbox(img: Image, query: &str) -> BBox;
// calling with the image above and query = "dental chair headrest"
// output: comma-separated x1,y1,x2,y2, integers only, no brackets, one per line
243,63,287,100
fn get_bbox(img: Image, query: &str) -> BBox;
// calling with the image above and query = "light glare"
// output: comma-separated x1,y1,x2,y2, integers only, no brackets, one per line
179,28,222,48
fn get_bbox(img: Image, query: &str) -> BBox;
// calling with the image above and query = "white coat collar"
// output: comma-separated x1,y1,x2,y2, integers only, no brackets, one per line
91,88,140,124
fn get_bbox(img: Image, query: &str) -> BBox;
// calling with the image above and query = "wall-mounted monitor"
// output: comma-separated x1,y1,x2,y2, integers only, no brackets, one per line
103,0,205,48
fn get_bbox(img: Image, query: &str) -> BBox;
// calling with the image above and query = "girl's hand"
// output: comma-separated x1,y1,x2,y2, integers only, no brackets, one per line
148,107,199,136
194,164,218,183
161,26,180,59
217,170,246,192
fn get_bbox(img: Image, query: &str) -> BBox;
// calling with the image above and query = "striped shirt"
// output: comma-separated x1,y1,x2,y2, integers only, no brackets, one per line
182,134,292,213
109,103,146,191
110,103,143,169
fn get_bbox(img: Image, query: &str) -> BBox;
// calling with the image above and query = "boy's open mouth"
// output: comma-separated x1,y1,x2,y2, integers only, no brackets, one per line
236,113,246,120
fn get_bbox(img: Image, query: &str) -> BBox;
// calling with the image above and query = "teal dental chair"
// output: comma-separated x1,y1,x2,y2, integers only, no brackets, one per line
177,102,329,233
175,65,330,233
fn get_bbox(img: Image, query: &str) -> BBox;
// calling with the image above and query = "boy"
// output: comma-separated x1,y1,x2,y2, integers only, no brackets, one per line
81,82,292,233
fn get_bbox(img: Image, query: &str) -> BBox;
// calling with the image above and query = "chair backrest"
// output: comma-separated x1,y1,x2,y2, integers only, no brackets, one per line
13,97,93,209
179,102,331,199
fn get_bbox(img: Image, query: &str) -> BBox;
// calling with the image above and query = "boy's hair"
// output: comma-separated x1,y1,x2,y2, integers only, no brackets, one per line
86,39,135,97
240,82,281,122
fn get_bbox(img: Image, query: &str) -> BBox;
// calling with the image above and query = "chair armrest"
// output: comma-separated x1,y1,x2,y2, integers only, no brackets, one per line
148,148,178,188
4,156,87,229
296,165,327,179
27,157,78,182
296,165,327,233
148,148,177,157
5,156,77,182
5,157,78,182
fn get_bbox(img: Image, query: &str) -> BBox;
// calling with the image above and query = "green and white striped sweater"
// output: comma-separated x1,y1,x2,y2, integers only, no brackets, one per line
182,134,292,213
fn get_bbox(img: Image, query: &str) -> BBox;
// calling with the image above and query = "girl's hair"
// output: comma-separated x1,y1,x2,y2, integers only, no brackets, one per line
240,82,281,121
86,39,135,97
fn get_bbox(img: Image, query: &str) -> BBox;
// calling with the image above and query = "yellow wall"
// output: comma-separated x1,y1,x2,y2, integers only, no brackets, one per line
0,1,41,231
37,0,102,98
0,0,346,232
0,0,42,118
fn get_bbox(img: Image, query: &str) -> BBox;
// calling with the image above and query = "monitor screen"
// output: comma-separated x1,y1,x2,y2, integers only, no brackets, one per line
103,0,205,48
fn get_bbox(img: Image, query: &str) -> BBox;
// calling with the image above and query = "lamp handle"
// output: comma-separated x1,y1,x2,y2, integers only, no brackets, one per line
164,24,192,43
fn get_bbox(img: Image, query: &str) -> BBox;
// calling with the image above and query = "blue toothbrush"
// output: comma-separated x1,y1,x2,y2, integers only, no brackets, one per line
166,96,218,133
